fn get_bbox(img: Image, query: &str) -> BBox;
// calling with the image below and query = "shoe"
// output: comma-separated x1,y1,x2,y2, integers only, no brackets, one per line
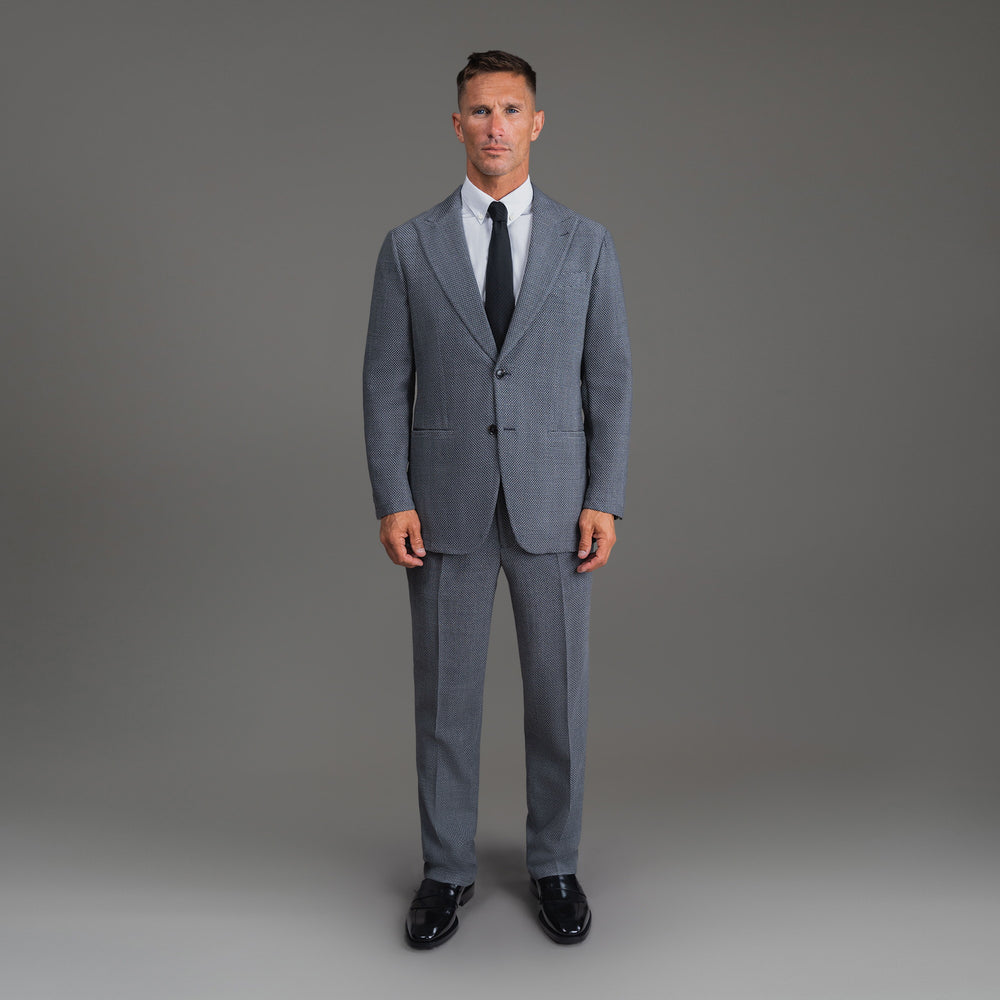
405,878,475,949
531,874,591,944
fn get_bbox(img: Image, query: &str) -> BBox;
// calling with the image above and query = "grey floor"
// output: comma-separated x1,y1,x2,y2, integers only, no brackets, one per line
5,759,999,1000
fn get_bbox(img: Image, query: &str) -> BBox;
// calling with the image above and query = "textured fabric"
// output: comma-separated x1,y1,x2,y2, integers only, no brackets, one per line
363,186,632,555
485,201,514,350
364,185,630,884
460,175,532,300
408,492,591,884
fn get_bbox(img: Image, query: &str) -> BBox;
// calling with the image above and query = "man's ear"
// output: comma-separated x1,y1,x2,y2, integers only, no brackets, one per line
531,109,545,141
452,112,463,141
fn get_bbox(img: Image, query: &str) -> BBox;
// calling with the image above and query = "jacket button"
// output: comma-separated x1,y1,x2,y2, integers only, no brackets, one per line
495,368,506,378
488,424,498,435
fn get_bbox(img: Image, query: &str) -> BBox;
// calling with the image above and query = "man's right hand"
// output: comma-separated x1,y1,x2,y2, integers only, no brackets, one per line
379,509,426,568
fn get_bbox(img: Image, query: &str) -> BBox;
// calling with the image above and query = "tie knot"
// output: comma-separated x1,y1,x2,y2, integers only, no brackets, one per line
487,201,508,224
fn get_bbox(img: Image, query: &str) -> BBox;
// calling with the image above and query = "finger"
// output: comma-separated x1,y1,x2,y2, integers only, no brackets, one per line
577,526,594,560
577,534,614,572
382,536,402,564
398,536,425,567
383,531,418,567
399,530,424,566
591,536,611,568
386,541,423,568
409,529,426,557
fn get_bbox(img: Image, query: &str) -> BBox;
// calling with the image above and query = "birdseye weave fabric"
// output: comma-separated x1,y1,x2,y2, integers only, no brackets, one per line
363,178,631,890
408,489,591,883
363,186,632,556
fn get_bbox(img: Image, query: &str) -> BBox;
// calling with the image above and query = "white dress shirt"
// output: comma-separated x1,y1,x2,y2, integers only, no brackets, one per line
460,175,533,302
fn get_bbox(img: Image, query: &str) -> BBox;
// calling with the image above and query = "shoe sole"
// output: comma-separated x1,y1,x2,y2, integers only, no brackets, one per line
405,884,474,950
537,909,591,945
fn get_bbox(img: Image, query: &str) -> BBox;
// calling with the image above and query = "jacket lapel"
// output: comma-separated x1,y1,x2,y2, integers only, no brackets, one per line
500,189,578,359
414,188,497,360
413,186,580,361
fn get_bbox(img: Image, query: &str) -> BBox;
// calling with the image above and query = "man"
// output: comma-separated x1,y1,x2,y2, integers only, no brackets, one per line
363,50,631,948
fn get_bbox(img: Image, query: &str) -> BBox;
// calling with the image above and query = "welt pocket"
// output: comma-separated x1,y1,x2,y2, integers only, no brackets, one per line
411,427,453,436
548,428,585,435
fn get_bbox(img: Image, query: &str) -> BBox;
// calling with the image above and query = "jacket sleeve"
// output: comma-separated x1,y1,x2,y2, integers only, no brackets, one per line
581,230,632,517
363,231,416,518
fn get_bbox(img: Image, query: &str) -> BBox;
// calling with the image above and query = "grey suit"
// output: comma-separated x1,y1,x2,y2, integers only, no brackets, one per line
363,186,631,882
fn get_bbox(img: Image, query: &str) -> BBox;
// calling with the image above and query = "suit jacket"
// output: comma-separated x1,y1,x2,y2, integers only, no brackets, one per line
363,186,631,555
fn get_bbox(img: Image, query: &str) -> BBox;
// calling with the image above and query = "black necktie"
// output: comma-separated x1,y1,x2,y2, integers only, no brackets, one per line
485,201,514,351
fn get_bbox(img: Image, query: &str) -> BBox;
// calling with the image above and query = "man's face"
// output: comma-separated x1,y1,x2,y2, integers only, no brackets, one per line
452,71,544,192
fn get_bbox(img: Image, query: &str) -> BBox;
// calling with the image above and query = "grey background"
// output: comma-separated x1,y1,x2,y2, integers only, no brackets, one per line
4,0,999,997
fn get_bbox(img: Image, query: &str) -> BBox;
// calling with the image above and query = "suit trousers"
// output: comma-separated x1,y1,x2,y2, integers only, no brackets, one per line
406,490,591,884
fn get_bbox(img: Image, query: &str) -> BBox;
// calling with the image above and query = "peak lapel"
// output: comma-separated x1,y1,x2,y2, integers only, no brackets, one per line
414,189,497,360
500,190,579,359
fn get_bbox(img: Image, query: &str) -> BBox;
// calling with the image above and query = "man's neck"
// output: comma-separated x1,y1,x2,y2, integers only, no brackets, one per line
465,169,529,202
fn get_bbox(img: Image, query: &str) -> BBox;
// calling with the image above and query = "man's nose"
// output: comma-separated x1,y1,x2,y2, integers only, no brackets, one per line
488,112,505,137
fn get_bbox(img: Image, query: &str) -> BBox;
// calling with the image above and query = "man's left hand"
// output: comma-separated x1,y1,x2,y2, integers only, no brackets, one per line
576,509,617,573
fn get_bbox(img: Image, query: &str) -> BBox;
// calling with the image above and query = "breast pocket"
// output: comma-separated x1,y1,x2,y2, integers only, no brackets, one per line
548,272,590,325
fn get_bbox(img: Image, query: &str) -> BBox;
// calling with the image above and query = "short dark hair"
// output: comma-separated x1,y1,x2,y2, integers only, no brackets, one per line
456,50,536,103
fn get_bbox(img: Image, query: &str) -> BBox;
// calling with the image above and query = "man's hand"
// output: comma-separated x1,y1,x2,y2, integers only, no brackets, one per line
576,508,617,573
380,509,427,568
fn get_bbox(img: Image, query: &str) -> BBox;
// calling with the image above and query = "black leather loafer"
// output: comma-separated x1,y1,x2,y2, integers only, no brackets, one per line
531,873,591,944
405,878,475,949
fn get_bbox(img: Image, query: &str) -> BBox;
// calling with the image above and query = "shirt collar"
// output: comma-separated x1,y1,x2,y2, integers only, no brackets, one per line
461,175,534,224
